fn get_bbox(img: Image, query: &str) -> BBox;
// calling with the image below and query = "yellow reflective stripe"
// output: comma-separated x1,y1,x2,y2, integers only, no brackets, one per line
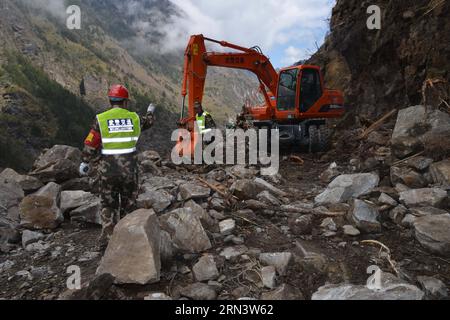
102,137,139,143
102,148,136,155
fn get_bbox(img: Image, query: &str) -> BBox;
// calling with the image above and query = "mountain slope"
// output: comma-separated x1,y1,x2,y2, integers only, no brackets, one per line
0,0,257,171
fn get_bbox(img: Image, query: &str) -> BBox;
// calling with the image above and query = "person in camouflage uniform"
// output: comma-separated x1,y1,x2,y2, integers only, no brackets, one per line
79,84,155,248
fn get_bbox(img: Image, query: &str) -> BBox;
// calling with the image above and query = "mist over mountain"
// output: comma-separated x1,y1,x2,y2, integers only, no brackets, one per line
0,0,257,171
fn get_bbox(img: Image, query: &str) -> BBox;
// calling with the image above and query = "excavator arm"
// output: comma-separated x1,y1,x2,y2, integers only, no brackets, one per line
180,34,279,126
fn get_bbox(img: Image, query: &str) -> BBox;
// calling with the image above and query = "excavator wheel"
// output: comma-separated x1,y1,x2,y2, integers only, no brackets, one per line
309,125,331,153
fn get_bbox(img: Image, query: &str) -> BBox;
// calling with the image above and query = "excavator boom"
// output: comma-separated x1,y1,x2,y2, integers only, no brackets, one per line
181,34,278,123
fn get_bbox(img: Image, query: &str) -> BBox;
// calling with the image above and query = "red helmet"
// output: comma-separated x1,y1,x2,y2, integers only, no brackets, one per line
108,84,129,100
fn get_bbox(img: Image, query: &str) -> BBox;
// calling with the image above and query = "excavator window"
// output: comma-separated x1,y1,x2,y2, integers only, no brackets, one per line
277,69,298,111
299,68,322,112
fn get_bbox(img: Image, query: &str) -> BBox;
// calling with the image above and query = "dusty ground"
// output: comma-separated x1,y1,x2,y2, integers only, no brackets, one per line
1,154,449,300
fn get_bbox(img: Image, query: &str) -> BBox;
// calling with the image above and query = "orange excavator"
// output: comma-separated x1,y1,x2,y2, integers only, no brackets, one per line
178,34,345,153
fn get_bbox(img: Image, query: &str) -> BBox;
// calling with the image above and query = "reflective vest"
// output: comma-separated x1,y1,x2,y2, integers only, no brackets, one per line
196,111,212,134
97,108,141,155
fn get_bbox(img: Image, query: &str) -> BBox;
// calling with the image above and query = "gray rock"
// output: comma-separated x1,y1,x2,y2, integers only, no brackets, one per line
391,105,427,159
413,214,450,256
160,208,212,253
179,183,211,201
261,266,277,289
0,260,15,273
319,162,340,183
411,207,448,216
180,283,217,300
429,159,450,185
227,165,258,179
350,200,381,233
399,188,448,208
257,191,281,206
320,218,337,231
96,209,161,285
60,178,91,192
254,178,287,198
401,214,417,228
259,252,292,276
405,157,434,171
141,176,176,191
22,230,45,247
288,214,313,235
70,200,101,225
184,200,210,225
160,230,174,264
0,176,24,220
137,189,173,213
144,293,172,301
261,284,304,300
60,191,98,213
25,240,50,252
315,173,380,205
0,168,43,192
420,109,450,155
231,179,260,200
312,272,424,300
379,193,398,207
30,145,81,183
220,246,248,260
343,225,361,237
193,254,219,282
219,219,236,235
19,182,63,230
390,166,427,189
245,200,269,211
389,205,408,224
417,276,448,299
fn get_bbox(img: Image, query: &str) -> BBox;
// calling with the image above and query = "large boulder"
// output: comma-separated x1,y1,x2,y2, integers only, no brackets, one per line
413,214,450,256
19,182,63,230
315,173,380,205
96,209,161,285
0,168,43,192
160,208,212,253
30,145,81,183
429,159,450,185
312,272,424,300
399,188,448,208
391,105,427,159
350,200,381,233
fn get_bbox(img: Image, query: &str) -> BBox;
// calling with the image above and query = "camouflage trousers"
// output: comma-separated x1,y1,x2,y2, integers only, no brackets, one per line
97,154,139,242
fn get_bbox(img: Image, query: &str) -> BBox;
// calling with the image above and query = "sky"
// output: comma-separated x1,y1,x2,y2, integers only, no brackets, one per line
167,0,336,68
22,0,336,69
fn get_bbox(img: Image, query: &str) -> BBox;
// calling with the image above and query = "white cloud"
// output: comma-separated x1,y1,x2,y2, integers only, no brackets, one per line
282,46,306,65
165,0,334,53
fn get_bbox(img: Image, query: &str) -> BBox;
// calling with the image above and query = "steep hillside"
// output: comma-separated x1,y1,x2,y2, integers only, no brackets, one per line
0,0,257,171
308,0,450,122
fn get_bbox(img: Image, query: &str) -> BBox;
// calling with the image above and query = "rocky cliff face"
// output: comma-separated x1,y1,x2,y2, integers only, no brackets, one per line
308,0,450,122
